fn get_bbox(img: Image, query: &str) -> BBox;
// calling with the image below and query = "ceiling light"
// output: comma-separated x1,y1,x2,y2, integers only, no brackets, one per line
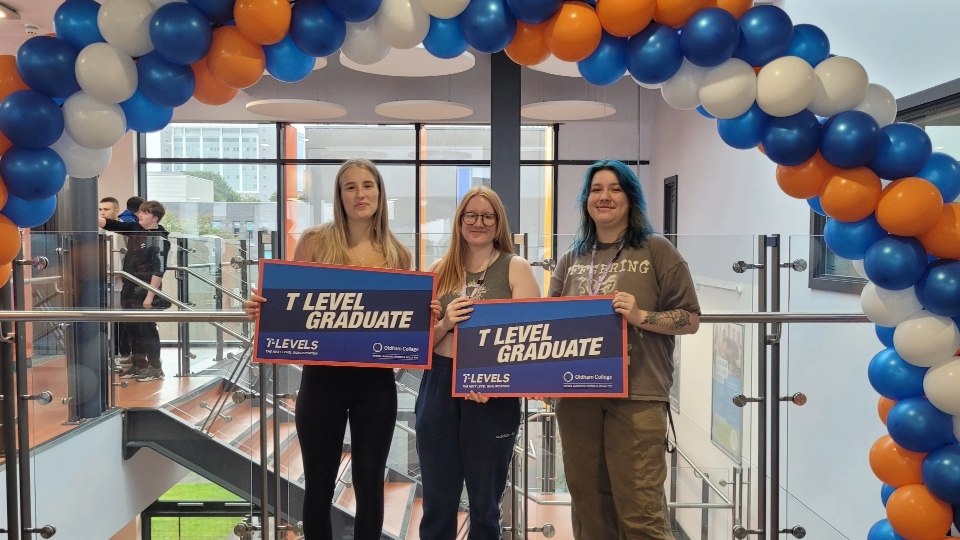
521,100,616,121
0,2,21,20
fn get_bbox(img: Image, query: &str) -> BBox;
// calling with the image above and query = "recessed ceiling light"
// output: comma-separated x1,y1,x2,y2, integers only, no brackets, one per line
0,2,21,20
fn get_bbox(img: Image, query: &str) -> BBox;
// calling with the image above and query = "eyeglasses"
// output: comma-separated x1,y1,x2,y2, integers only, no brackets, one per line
461,212,497,226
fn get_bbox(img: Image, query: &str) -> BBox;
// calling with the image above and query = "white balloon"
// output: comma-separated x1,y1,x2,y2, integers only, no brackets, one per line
75,43,137,105
632,76,662,90
50,130,113,178
418,0,469,19
698,58,757,119
375,0,430,49
98,0,155,57
660,59,708,111
62,92,127,151
860,283,923,328
924,357,960,415
342,19,391,65
893,311,960,367
756,56,816,118
855,83,897,128
809,56,869,117
851,259,866,278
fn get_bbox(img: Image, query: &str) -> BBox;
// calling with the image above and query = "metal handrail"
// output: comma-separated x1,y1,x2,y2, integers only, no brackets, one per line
22,276,62,285
168,265,248,304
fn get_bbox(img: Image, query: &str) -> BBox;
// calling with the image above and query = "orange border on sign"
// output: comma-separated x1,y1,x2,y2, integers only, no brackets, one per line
451,295,629,398
253,259,436,369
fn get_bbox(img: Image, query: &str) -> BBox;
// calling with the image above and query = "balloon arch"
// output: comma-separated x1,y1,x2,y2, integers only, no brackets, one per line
0,0,959,537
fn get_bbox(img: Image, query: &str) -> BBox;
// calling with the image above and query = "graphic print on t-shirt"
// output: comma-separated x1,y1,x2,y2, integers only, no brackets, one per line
567,259,651,297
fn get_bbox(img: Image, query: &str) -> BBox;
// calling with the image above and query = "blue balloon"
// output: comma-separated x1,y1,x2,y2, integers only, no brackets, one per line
717,102,770,149
504,0,563,24
680,7,739,68
819,111,881,168
0,194,57,229
422,16,468,60
264,35,314,83
0,90,64,149
0,147,66,202
696,105,715,119
290,0,346,58
863,236,928,290
733,5,793,67
823,214,887,260
867,347,928,400
916,152,960,203
120,90,173,133
578,32,627,86
327,0,381,23
187,0,235,24
867,123,933,180
53,0,104,52
137,52,196,109
922,445,960,505
784,24,829,67
461,0,517,54
876,325,895,347
887,396,954,453
626,23,683,85
807,195,826,217
762,110,821,166
867,519,906,540
881,484,896,507
150,3,212,66
16,36,81,99
915,259,960,318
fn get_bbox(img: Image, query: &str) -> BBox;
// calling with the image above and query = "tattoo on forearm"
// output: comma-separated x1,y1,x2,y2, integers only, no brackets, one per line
642,309,691,330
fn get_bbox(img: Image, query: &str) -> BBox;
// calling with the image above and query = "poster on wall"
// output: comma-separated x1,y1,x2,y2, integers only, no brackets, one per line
711,323,744,463
669,338,681,412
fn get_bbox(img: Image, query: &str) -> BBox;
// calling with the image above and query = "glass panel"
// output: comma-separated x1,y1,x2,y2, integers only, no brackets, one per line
144,122,278,162
423,125,490,160
294,124,415,160
420,165,490,269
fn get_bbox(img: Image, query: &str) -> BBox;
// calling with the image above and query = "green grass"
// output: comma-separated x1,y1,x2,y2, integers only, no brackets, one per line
151,517,240,540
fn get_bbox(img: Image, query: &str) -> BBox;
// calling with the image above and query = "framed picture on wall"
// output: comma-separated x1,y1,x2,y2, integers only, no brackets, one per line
711,323,744,463
669,338,681,412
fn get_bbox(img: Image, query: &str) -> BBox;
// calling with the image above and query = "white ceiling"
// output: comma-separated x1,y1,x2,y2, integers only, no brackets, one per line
0,0,58,54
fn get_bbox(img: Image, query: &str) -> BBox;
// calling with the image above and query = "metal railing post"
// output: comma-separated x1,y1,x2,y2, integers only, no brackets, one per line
769,235,782,539
1,279,21,540
756,235,768,538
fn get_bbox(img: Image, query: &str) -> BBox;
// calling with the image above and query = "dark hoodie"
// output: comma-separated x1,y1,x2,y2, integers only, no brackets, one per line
101,219,170,286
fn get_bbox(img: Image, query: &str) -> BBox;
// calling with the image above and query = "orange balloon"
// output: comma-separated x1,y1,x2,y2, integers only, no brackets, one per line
876,177,944,237
191,60,240,106
206,26,265,90
776,152,835,200
917,203,960,260
234,0,291,45
0,214,21,266
546,2,603,63
869,436,925,488
0,263,10,287
596,0,656,38
505,22,551,66
0,55,29,104
886,485,954,540
0,174,7,211
758,143,765,155
819,167,882,222
878,396,896,426
0,130,10,157
654,0,711,27
712,0,753,18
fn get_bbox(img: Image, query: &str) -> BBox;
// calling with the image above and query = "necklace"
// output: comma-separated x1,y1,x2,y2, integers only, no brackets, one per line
587,241,625,296
350,245,373,267
461,249,497,299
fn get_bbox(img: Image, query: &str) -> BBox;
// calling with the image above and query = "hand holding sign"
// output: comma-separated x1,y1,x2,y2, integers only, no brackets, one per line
612,290,643,326
441,296,474,332
244,286,266,319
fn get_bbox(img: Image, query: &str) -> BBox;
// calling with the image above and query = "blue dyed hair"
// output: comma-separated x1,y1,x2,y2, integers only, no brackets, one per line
573,160,655,255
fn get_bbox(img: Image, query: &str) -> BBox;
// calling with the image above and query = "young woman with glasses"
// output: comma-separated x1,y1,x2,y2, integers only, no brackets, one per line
417,186,541,540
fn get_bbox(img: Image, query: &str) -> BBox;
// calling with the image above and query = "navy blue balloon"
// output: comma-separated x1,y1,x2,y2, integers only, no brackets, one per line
578,32,627,86
784,24,829,67
504,0,563,24
887,396,954,453
120,90,173,133
866,519,906,540
807,195,826,217
187,0,236,24
16,36,81,99
150,3,213,66
916,152,960,203
863,236,928,290
915,259,960,318
680,8,739,68
922,445,960,505
733,5,793,67
867,123,933,180
53,0,104,52
0,147,67,202
327,0,381,23
264,35,314,83
867,347,927,400
461,0,517,54
819,111,881,168
0,90,64,150
762,110,821,166
881,484,896,507
718,102,770,149
137,52,196,109
696,105,714,119
823,214,887,260
876,325,895,347
626,23,683,85
422,16,468,60
0,194,57,229
290,0,346,58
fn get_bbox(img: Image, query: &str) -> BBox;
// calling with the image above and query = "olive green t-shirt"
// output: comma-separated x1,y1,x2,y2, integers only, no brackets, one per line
548,234,701,401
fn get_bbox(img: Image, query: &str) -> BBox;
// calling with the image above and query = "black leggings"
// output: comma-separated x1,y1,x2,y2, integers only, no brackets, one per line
295,365,398,540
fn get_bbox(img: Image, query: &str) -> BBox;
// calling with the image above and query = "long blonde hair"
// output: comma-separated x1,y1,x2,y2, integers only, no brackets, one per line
435,186,514,297
293,159,411,270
